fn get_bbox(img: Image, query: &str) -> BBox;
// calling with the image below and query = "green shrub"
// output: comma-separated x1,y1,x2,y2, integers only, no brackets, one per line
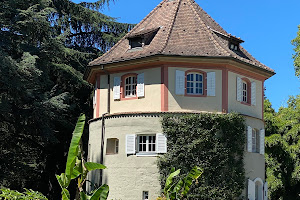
158,113,246,200
0,188,47,200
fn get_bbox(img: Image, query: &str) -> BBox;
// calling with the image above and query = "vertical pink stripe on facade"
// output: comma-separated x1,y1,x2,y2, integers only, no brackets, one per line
222,68,228,113
161,66,169,112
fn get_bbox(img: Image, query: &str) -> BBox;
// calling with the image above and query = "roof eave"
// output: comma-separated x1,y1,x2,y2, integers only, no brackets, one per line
84,54,275,82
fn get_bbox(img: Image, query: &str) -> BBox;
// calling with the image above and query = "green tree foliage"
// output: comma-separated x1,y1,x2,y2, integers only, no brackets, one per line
56,114,108,200
292,25,300,77
158,113,245,200
158,166,203,200
0,0,133,199
265,97,300,199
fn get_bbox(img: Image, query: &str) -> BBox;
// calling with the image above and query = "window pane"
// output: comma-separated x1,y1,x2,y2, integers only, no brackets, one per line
187,74,191,81
199,75,203,81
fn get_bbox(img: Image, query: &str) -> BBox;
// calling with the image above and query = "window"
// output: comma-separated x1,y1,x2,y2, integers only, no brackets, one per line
237,76,255,105
125,76,137,97
126,133,167,155
247,126,265,154
127,28,159,50
242,81,247,103
130,37,143,48
143,191,149,200
229,43,239,51
114,73,145,101
252,129,260,153
186,73,203,95
106,138,119,155
248,178,266,200
138,135,156,153
175,69,212,97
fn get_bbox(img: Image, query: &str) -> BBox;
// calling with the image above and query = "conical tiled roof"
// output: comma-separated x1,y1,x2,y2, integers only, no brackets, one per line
89,0,274,73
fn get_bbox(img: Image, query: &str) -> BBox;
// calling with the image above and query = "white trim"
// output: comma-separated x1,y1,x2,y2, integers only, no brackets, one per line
176,70,185,95
137,73,145,98
207,72,216,96
126,134,136,154
248,179,255,200
247,126,253,152
264,182,268,200
260,129,265,155
237,76,242,102
251,81,256,106
113,77,121,100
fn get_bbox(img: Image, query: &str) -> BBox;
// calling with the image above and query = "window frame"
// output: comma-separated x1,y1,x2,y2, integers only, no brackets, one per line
121,73,138,100
184,69,207,97
252,129,260,153
241,77,251,105
106,138,119,155
137,135,156,154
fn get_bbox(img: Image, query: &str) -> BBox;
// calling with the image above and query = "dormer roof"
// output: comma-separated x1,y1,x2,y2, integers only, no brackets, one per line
88,0,274,74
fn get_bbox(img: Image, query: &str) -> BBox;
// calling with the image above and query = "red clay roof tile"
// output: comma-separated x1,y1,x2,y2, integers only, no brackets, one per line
89,0,274,73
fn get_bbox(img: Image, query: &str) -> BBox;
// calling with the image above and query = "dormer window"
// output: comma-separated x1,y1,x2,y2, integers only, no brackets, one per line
230,43,239,51
127,27,160,50
130,37,143,48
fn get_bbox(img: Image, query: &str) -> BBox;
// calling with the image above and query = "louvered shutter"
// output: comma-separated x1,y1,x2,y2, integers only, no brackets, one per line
264,182,268,200
126,134,136,154
248,126,253,152
137,73,145,98
260,129,265,155
251,81,256,106
207,72,216,96
93,89,97,109
175,70,185,95
113,77,121,100
237,76,242,102
248,179,255,200
93,80,97,108
156,133,167,153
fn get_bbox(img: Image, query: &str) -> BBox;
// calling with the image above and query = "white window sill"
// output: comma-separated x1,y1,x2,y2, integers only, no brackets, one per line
136,153,158,157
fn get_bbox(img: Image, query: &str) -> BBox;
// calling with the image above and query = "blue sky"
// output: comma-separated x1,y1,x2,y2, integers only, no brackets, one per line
73,0,300,111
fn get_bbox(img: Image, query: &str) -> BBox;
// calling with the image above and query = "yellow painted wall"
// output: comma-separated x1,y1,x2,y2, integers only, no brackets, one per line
97,67,162,115
168,67,223,113
228,71,263,119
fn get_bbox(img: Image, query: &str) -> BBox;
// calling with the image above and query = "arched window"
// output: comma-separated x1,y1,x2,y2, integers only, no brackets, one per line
186,73,203,95
254,178,264,200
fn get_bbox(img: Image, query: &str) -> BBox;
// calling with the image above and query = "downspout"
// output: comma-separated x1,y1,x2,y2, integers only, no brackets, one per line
99,65,110,185
100,112,108,185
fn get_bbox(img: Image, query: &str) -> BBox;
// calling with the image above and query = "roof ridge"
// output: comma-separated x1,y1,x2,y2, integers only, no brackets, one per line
160,0,182,53
89,0,167,66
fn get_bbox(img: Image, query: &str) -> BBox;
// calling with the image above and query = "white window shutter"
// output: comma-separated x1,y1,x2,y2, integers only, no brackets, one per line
93,89,97,109
237,76,242,102
251,81,256,106
260,129,265,155
126,134,136,154
156,133,167,153
264,182,268,200
248,179,255,200
175,70,185,95
137,73,145,98
207,72,216,96
113,77,121,100
247,126,253,152
93,81,97,109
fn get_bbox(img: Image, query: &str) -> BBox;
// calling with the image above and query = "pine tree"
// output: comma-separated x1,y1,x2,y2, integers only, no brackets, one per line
0,0,133,199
